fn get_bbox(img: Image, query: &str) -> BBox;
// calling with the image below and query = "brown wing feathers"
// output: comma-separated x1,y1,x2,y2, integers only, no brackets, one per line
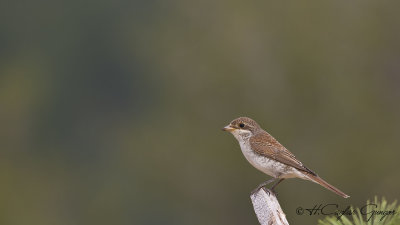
250,132,316,176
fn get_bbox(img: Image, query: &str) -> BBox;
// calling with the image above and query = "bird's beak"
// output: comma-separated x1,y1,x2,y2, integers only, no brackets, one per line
222,124,236,132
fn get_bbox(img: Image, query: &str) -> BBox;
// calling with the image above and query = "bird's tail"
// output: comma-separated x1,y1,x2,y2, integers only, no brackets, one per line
302,172,350,198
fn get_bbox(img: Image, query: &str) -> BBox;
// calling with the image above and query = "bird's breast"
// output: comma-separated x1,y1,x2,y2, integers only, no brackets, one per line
238,141,298,178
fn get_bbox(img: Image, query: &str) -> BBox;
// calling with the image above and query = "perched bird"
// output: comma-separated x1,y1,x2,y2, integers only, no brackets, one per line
222,117,349,198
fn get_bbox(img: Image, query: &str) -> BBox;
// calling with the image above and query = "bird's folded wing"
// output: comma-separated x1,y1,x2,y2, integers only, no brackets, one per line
250,133,316,175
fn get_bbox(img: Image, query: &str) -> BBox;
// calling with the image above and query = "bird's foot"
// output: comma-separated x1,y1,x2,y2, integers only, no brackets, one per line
251,186,272,196
251,186,263,196
269,178,285,196
251,178,276,196
270,179,284,191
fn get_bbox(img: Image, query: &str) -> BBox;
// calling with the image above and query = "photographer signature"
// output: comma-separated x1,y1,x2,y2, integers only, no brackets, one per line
296,203,396,221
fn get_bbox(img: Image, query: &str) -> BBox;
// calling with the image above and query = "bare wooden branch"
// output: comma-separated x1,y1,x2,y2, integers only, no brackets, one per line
250,188,289,225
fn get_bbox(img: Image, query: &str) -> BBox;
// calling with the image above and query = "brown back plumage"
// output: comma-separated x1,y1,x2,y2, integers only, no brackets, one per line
250,132,316,175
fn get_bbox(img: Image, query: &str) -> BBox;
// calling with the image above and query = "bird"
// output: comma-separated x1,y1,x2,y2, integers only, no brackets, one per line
222,117,349,198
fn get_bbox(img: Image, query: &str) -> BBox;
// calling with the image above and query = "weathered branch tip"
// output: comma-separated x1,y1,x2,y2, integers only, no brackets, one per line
250,188,289,225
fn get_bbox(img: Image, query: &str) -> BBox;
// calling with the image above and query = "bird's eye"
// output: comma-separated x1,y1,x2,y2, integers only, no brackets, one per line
239,123,245,128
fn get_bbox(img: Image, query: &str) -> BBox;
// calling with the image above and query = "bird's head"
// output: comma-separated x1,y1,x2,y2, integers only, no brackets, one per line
222,117,261,141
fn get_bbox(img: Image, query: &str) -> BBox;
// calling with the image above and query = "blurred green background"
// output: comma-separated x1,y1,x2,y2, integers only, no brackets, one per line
1,0,400,224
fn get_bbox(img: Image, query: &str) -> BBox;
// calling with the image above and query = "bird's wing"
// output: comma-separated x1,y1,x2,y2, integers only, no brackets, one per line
250,133,316,175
